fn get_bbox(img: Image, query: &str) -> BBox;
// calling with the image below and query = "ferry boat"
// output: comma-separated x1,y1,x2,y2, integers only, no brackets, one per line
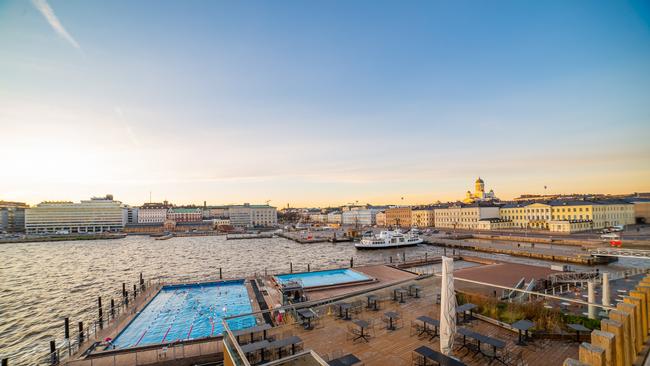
355,229,423,250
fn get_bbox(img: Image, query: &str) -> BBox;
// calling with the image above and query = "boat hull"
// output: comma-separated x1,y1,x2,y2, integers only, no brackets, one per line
354,239,423,250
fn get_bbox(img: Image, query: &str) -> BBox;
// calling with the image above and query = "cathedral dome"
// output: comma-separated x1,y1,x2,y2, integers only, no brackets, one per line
475,177,484,184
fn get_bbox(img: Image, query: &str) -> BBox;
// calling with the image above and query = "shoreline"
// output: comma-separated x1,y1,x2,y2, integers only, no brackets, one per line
0,233,127,244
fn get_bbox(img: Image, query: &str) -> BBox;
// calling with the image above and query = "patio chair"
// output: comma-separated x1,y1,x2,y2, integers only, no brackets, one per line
346,323,361,341
351,300,365,314
409,320,425,337
501,348,525,366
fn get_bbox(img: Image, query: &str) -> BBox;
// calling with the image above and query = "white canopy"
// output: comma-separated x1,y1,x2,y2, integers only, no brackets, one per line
439,256,457,355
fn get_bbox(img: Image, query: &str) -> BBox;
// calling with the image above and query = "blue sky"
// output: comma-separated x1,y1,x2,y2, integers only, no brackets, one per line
1,0,649,206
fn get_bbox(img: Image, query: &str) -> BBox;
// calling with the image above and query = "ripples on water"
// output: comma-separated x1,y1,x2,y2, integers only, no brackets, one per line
0,235,647,364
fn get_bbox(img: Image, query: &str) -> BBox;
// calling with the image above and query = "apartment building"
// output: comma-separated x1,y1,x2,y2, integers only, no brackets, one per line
0,201,28,233
385,207,412,227
434,203,500,230
342,209,379,226
411,209,435,228
167,208,203,222
138,202,171,224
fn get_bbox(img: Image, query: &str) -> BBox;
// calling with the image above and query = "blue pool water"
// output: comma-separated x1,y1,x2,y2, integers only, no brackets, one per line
111,280,256,349
274,269,371,288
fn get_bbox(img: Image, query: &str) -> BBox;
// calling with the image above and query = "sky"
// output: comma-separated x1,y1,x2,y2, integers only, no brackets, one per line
1,0,649,207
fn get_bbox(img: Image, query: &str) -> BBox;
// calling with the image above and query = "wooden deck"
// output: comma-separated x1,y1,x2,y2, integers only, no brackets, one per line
256,276,578,366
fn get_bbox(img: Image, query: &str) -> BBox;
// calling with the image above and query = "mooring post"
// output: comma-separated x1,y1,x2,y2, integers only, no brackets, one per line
350,257,354,268
49,340,57,365
64,317,70,340
290,262,293,273
122,283,126,298
98,296,103,329
64,317,71,356
78,321,84,343
219,267,222,279
133,284,137,299
110,298,115,319
307,263,310,272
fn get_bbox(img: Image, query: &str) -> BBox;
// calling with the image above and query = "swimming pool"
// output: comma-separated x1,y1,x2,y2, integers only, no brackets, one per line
274,268,372,288
111,280,257,349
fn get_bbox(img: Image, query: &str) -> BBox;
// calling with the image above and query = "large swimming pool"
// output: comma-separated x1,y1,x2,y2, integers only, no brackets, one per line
274,268,371,288
111,280,256,349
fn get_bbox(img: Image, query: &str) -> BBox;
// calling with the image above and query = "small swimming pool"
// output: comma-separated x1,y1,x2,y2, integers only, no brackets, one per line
274,268,372,288
111,280,256,349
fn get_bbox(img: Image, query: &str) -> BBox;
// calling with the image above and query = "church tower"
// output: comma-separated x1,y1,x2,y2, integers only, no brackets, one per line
475,177,485,198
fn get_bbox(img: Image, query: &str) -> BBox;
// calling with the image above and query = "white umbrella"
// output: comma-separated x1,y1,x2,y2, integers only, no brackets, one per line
439,256,457,355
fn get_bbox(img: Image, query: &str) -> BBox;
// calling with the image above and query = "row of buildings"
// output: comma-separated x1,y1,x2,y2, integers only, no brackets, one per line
307,199,645,233
1,196,277,234
303,178,648,233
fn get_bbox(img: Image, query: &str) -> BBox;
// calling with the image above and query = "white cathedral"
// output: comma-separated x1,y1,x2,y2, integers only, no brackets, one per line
463,177,498,203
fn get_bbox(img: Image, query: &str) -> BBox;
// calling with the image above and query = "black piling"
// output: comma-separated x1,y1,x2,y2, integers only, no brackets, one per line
49,340,57,365
64,317,70,340
307,263,310,272
350,257,354,268
122,282,126,298
110,298,115,318
125,290,129,306
133,284,137,299
139,272,144,290
2,358,7,366
98,296,103,329
290,262,293,273
219,267,223,280
78,321,84,343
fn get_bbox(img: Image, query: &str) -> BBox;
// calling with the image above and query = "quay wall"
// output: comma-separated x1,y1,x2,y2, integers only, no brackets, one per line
424,237,614,265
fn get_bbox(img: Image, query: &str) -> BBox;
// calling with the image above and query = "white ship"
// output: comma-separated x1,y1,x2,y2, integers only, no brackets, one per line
355,230,423,250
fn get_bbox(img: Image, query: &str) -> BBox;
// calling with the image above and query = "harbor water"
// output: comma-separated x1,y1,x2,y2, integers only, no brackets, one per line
1,235,648,364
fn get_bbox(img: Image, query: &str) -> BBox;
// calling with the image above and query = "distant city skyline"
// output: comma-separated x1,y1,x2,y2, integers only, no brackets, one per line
1,0,649,207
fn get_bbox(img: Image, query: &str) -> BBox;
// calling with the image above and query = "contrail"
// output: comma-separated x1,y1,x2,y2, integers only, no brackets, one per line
31,0,81,49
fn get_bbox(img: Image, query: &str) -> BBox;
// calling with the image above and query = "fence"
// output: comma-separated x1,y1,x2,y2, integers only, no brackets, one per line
65,338,223,366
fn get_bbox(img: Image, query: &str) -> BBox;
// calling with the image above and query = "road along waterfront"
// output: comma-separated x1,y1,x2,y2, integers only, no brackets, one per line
1,234,648,364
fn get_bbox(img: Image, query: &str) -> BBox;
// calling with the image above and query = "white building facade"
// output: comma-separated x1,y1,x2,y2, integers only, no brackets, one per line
25,196,124,234
138,203,170,224
434,204,500,230
342,209,379,226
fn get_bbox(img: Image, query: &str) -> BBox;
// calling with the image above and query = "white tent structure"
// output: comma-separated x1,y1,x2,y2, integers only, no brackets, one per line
439,256,457,355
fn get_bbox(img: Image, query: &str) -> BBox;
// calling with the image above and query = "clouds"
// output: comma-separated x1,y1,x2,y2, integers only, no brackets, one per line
31,0,81,50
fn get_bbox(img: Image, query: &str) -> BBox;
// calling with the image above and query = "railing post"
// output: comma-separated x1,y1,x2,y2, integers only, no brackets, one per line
290,262,293,273
49,340,57,365
64,317,70,356
78,321,84,343
219,267,222,279
307,263,310,272
98,296,103,329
